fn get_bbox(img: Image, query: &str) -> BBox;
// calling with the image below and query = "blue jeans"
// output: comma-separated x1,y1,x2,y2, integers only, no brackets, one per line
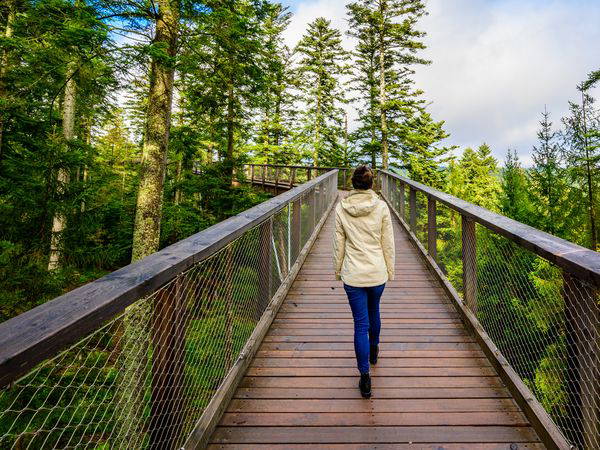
343,283,386,374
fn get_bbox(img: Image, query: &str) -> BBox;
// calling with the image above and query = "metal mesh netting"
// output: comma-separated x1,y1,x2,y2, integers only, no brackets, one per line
380,172,600,449
0,175,338,449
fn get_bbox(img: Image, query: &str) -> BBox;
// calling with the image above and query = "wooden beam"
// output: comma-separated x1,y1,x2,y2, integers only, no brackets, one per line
564,272,600,448
428,196,437,261
150,278,186,450
461,215,477,313
399,181,405,220
409,187,417,232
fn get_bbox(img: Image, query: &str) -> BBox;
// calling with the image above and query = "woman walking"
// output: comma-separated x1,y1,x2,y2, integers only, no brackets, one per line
333,165,395,398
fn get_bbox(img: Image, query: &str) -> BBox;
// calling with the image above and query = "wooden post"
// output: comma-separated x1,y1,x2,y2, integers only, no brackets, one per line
310,187,316,231
307,167,312,181
150,278,186,449
223,246,234,369
461,215,477,313
292,197,302,261
342,169,347,190
564,272,600,448
274,167,280,191
428,196,437,261
258,218,272,319
250,164,255,183
409,187,417,232
261,165,266,186
290,168,296,188
399,181,405,219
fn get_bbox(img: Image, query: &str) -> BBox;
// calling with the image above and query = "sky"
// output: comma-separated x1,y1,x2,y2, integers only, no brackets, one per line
280,0,600,166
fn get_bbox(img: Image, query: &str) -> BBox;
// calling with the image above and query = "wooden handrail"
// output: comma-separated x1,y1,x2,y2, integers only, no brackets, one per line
381,170,600,287
0,170,339,388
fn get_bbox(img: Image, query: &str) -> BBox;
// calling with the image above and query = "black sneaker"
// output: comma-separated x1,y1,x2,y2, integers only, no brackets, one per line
359,373,371,398
370,345,379,365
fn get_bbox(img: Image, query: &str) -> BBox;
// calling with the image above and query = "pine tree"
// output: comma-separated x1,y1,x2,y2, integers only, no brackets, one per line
500,149,533,225
183,0,267,177
295,17,349,167
347,0,430,169
562,89,600,249
399,110,454,189
252,4,300,164
447,144,500,211
347,4,380,168
530,107,568,238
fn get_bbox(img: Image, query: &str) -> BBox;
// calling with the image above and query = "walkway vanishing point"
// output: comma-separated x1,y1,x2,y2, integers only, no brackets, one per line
0,165,598,450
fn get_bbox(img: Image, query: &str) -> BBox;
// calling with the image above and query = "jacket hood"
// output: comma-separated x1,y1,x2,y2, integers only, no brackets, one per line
340,189,379,217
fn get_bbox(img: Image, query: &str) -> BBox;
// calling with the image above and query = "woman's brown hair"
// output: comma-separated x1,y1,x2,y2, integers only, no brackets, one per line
351,165,373,190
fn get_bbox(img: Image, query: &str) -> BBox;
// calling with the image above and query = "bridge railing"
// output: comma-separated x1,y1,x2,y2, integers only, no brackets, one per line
380,170,599,450
0,170,339,449
244,164,356,190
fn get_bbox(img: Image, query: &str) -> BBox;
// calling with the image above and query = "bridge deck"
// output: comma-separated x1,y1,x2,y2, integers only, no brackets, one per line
209,195,543,449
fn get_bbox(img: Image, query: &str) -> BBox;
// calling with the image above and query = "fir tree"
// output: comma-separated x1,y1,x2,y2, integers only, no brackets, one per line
295,17,349,167
562,89,600,249
530,107,568,238
347,0,430,169
500,149,533,225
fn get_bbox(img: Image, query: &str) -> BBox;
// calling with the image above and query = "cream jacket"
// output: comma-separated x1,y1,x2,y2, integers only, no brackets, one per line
333,189,395,287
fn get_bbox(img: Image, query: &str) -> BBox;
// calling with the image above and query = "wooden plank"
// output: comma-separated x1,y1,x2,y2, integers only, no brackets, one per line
265,328,466,336
256,350,485,359
263,335,475,343
251,357,491,368
227,398,521,413
211,426,539,444
209,444,544,450
245,366,500,377
241,376,505,388
270,322,462,329
258,341,479,351
220,410,525,426
233,387,510,399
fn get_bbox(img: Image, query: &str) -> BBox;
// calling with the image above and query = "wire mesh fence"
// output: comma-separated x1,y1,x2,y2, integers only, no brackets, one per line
0,172,338,449
380,170,600,449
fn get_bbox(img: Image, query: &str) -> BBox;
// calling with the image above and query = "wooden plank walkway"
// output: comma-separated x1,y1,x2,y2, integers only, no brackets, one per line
209,195,543,449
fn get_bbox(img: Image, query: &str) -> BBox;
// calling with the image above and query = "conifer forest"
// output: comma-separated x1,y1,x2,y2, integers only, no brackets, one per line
0,0,599,447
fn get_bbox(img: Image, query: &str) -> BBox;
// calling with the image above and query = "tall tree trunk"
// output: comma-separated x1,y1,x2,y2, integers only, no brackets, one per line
119,2,180,448
378,2,389,169
48,60,77,270
131,0,179,262
226,78,235,183
0,0,16,167
581,91,597,250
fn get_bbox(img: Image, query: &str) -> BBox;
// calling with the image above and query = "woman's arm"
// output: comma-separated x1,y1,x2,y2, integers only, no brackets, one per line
333,207,346,281
381,204,395,281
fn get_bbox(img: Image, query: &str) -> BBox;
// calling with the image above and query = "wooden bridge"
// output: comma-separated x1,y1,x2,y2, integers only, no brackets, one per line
0,166,598,449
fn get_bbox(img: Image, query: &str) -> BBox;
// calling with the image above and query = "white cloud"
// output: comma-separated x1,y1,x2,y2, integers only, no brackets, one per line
285,0,600,166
